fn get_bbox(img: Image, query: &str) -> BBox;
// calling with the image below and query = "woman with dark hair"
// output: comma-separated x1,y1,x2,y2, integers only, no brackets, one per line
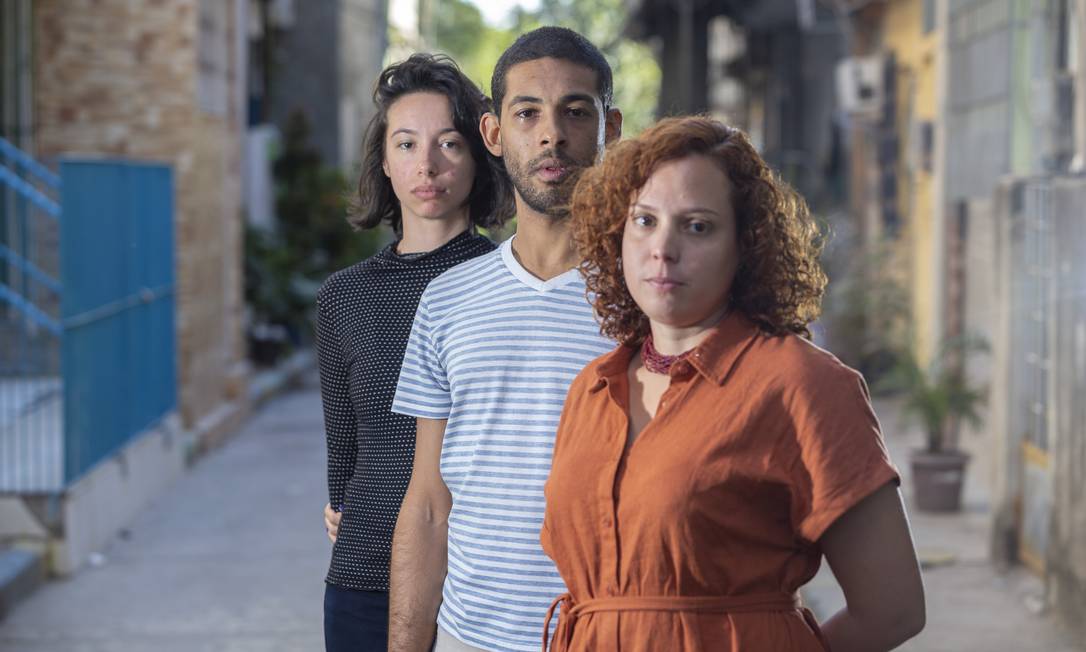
540,116,925,651
316,53,511,652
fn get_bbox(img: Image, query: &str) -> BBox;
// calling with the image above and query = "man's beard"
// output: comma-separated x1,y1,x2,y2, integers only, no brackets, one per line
505,149,587,219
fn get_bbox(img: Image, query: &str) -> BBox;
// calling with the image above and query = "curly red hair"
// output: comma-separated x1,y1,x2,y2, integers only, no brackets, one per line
571,116,826,345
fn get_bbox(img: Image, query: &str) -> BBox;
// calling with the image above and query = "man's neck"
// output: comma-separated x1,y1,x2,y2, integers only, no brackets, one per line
510,208,580,281
397,213,470,254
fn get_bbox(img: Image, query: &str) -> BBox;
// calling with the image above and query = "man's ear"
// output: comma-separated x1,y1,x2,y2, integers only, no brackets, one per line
604,107,623,145
480,112,503,157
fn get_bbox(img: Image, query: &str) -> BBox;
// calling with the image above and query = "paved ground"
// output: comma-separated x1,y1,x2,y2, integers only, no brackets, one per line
1,376,1083,651
0,374,329,652
802,398,1084,651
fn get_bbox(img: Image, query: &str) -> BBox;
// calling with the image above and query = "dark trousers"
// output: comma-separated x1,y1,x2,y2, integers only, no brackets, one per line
324,584,389,652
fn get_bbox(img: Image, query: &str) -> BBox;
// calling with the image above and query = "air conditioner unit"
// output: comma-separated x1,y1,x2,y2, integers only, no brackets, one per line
835,55,886,117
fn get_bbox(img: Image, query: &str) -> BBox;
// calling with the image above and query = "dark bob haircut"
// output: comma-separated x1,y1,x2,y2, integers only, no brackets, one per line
490,26,613,117
571,116,827,343
351,53,514,233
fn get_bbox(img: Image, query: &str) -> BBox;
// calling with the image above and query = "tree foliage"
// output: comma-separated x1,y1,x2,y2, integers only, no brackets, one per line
245,111,384,360
876,334,989,453
421,0,662,137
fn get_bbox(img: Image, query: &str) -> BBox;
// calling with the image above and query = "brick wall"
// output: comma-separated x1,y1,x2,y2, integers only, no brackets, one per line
33,0,248,430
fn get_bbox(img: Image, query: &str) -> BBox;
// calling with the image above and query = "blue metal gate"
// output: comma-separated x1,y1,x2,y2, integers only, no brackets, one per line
0,139,177,493
60,160,177,485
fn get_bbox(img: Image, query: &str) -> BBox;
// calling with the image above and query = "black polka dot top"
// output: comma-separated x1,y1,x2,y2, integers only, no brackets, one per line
316,230,495,591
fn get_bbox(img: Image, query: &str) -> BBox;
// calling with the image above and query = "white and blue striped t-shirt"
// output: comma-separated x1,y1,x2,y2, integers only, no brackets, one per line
392,236,615,652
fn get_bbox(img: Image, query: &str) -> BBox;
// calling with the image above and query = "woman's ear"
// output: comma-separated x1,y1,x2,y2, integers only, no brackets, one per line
480,112,502,158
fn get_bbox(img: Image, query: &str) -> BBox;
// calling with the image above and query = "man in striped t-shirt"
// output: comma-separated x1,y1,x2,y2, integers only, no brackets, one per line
389,27,622,652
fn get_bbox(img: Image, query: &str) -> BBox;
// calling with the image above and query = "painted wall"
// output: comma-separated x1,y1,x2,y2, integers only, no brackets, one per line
267,0,341,166
339,0,388,171
265,0,387,170
882,0,945,363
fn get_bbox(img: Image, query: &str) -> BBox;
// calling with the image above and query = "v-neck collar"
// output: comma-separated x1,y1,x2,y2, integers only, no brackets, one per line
499,236,582,293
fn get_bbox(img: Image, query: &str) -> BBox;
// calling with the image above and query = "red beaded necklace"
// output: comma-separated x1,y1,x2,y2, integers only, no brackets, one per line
640,333,693,375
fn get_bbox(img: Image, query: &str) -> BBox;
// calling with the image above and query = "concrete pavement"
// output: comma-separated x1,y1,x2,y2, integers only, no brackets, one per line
3,373,1084,651
0,372,330,652
802,397,1085,651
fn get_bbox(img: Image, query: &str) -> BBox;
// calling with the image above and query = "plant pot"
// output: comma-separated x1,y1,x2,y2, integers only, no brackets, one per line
910,449,970,512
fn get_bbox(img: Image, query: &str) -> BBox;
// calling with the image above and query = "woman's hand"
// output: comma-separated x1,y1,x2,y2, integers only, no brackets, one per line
324,502,342,543
819,482,926,651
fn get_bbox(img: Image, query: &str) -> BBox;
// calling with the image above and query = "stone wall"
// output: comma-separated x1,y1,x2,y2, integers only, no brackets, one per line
32,0,248,433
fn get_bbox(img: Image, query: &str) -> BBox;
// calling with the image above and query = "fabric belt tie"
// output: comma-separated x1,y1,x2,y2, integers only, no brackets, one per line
541,591,802,652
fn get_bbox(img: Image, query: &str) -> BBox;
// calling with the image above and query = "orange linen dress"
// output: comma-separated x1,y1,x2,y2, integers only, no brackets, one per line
540,315,900,651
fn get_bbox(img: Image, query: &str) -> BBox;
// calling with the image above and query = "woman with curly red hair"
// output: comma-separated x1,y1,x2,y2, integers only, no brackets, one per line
540,116,925,651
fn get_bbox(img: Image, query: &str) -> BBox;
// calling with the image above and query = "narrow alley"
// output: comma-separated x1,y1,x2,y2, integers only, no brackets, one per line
0,374,328,651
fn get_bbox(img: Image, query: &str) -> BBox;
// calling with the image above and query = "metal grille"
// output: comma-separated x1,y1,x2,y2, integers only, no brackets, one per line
0,147,178,492
0,137,63,492
1015,178,1054,574
1021,181,1052,452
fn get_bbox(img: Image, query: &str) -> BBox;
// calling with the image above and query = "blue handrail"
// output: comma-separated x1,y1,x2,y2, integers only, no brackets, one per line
0,283,63,335
0,243,62,295
0,163,61,218
0,137,61,188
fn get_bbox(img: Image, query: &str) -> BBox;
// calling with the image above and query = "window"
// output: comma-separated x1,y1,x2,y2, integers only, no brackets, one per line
198,0,231,115
0,0,33,146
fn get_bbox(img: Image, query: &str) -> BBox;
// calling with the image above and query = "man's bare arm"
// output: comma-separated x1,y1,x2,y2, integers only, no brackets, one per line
388,417,451,652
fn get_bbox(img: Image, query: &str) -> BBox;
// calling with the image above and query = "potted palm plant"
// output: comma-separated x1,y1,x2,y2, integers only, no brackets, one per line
881,335,989,512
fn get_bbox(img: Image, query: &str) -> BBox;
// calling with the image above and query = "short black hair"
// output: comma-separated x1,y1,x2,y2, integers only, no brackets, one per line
490,26,613,118
351,53,514,233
